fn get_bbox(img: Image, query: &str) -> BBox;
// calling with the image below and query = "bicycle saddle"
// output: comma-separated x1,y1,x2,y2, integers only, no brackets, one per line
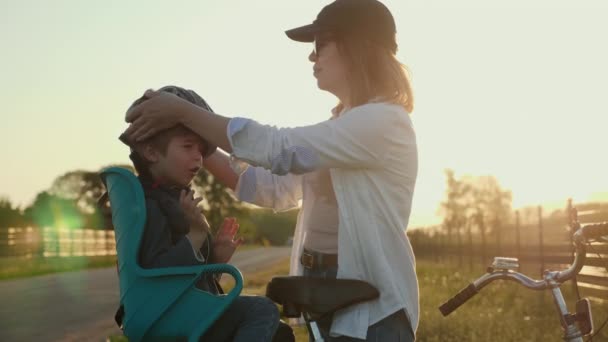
266,276,379,318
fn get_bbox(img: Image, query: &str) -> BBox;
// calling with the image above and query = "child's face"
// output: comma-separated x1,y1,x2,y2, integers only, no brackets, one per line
152,132,205,187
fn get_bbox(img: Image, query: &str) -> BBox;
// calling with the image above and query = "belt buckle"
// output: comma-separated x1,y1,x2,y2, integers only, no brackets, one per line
301,252,314,269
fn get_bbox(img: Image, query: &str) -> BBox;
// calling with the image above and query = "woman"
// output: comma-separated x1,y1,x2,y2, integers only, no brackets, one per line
123,0,418,340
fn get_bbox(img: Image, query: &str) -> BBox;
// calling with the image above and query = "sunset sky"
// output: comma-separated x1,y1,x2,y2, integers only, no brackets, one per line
1,0,607,227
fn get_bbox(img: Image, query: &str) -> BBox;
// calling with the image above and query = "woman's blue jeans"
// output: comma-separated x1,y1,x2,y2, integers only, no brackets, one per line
303,265,415,341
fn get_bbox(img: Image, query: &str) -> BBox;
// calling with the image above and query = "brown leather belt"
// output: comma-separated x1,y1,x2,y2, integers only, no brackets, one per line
300,248,338,270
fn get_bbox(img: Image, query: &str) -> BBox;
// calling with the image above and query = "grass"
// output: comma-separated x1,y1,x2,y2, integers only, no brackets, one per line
0,255,117,281
261,258,608,341
108,257,608,341
416,259,608,341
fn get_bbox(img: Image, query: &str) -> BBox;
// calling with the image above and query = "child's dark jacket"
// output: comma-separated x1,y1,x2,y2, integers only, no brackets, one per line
139,177,222,294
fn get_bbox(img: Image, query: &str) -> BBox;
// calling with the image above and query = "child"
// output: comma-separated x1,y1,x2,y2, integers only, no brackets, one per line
116,86,291,342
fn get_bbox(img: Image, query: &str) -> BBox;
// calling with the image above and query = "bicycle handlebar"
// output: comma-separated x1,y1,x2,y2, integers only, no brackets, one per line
553,222,608,283
439,270,548,316
439,283,477,316
439,222,607,316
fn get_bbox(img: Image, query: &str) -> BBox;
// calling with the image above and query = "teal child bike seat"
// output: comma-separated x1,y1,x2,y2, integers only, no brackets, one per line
100,167,243,342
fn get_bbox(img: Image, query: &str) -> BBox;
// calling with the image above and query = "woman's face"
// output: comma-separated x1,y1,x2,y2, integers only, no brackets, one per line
309,36,349,97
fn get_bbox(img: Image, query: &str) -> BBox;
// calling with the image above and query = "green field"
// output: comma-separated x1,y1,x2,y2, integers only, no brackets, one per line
225,258,608,341
416,259,608,341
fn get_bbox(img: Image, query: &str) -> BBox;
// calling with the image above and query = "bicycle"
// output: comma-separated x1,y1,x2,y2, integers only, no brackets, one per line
439,220,608,342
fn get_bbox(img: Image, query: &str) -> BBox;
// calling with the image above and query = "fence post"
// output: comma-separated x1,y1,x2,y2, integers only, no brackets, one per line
457,224,463,267
538,206,544,277
479,214,487,266
515,211,521,268
567,198,575,262
434,228,441,263
495,220,501,256
467,222,473,271
566,198,577,294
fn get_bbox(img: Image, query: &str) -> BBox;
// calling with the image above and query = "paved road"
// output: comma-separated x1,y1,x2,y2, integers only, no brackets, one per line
0,247,291,342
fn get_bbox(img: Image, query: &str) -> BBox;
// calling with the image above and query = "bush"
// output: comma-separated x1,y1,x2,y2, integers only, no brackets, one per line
244,209,298,246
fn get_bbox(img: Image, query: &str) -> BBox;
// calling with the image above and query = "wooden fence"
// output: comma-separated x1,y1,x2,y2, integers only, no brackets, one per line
409,201,608,301
0,226,116,258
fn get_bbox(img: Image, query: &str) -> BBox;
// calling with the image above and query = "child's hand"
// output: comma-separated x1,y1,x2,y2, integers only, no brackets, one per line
179,190,207,228
212,217,244,264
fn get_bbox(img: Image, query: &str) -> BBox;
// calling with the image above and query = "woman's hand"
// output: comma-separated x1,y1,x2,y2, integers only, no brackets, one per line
123,89,194,142
212,217,244,264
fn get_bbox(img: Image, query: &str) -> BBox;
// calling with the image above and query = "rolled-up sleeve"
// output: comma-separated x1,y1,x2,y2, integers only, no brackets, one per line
227,103,411,175
234,166,302,212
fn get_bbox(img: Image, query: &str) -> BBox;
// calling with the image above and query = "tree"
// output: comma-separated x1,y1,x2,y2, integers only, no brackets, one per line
472,175,512,237
249,209,298,245
23,192,83,229
31,164,243,231
438,171,513,257
49,164,134,214
440,169,472,243
0,197,25,227
46,164,135,230
191,170,243,231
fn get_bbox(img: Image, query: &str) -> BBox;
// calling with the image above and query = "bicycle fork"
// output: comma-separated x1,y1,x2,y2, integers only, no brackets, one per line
547,273,593,342
549,285,583,342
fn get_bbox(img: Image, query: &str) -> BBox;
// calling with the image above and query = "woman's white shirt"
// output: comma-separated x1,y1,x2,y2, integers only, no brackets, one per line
228,102,419,339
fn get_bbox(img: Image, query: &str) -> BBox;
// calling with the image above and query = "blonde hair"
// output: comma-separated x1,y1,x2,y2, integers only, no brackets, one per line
336,35,414,113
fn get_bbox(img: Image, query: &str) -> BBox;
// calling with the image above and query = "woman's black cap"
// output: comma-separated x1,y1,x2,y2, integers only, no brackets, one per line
285,0,397,53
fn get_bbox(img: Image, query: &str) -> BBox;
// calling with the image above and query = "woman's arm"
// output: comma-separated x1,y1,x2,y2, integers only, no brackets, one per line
203,147,303,211
203,150,239,191
236,167,303,211
124,90,414,175
124,89,234,152
229,103,415,174
181,106,233,153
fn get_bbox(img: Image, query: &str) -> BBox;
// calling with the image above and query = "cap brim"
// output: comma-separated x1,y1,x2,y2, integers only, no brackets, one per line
285,23,319,42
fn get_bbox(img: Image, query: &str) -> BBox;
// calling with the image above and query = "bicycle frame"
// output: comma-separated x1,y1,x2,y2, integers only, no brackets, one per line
439,222,607,342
